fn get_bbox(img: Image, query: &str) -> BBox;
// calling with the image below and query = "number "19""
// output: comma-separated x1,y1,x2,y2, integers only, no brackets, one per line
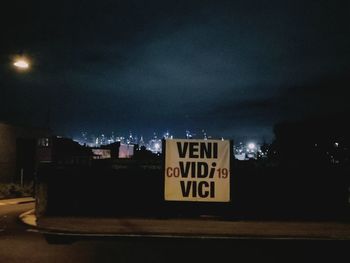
217,168,229,178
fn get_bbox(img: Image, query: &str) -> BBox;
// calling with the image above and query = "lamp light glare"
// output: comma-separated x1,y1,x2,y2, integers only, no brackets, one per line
14,59,29,69
248,143,256,150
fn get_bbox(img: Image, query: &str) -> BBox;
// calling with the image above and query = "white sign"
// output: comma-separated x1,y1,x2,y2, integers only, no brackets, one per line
164,139,231,202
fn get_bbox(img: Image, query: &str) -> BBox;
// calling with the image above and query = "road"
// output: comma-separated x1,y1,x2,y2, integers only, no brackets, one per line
1,201,349,263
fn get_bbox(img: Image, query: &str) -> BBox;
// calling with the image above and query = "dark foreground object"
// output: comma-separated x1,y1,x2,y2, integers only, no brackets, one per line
35,160,350,221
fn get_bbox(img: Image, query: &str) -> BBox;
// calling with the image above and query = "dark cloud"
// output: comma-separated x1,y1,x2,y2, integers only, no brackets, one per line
1,0,350,141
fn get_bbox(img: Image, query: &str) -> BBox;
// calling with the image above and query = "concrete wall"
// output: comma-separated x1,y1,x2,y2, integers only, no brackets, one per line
0,122,49,183
0,123,17,182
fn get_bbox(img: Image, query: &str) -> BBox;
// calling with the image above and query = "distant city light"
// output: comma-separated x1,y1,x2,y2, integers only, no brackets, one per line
248,143,256,150
73,129,236,154
154,143,161,151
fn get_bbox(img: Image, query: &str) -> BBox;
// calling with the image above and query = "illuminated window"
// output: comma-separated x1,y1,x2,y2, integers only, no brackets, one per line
38,137,50,147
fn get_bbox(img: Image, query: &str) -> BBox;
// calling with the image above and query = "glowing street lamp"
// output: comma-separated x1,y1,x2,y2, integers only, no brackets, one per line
13,57,30,70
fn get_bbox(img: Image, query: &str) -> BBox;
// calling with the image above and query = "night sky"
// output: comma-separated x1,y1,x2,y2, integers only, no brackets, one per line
1,0,349,141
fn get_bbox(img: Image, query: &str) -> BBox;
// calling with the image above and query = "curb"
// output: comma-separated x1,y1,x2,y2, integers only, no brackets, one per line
33,217,350,240
17,208,350,240
19,209,37,227
18,200,35,205
0,197,35,205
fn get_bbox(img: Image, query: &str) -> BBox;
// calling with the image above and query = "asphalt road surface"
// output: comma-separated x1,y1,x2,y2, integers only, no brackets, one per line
1,201,349,263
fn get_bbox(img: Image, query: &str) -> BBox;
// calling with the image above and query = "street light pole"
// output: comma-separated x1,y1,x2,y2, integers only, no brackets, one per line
12,55,32,186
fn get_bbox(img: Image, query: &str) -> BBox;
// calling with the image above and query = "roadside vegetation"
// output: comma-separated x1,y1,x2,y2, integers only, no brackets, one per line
0,182,34,199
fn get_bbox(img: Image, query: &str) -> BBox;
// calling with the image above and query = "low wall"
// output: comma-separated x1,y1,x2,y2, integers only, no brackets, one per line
35,160,350,220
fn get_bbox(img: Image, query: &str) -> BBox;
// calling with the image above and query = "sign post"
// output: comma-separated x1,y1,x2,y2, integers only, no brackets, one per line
164,139,231,202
